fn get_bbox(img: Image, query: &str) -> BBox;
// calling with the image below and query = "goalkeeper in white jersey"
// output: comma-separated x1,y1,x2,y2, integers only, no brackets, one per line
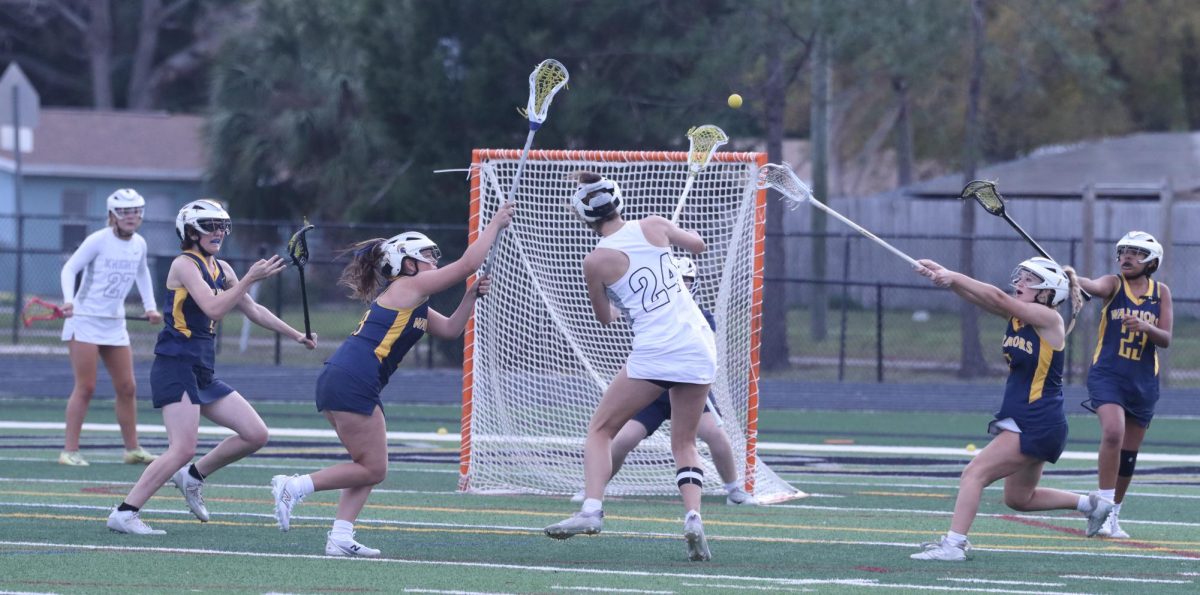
544,173,717,562
57,189,163,467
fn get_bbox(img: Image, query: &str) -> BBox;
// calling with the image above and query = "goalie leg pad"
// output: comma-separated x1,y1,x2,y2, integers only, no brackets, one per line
1118,450,1138,478
677,467,704,488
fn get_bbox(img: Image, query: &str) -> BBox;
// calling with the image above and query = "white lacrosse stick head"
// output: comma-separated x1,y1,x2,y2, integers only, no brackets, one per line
756,163,813,209
685,124,729,174
518,59,569,129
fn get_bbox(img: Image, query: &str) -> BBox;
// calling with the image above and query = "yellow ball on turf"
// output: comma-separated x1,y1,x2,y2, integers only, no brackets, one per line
437,427,448,435
966,443,977,452
727,93,743,109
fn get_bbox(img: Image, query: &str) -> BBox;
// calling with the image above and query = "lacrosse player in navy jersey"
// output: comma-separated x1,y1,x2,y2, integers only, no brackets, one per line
909,257,1114,561
1074,231,1172,539
269,203,513,557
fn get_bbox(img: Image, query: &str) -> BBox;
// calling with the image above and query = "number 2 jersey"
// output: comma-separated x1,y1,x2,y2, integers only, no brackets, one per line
595,220,716,384
998,317,1066,428
326,299,430,392
154,251,227,364
1089,276,1162,390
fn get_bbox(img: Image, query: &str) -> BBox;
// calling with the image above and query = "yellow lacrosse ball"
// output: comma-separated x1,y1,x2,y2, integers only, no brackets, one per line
966,443,977,452
728,93,743,109
437,427,448,435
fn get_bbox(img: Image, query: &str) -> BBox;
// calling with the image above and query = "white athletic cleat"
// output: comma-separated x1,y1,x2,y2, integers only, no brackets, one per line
172,465,209,522
271,474,304,532
1096,508,1130,538
107,508,166,535
58,450,89,466
544,510,604,539
726,487,759,506
123,447,157,465
1083,492,1114,537
325,531,381,557
910,536,970,561
683,514,712,561
570,489,585,504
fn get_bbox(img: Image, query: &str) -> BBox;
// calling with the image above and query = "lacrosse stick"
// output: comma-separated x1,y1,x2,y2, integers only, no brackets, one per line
757,163,920,267
287,217,315,340
960,180,1090,300
670,124,729,224
481,58,570,274
21,296,148,327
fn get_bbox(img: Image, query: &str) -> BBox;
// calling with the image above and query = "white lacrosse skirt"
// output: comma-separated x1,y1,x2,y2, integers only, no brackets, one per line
61,315,130,347
626,332,717,385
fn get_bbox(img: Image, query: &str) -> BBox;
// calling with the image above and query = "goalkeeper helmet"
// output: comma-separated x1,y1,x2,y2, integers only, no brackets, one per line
175,199,231,239
571,177,623,223
674,256,697,280
1011,257,1069,306
106,188,145,216
1116,231,1162,272
381,231,441,275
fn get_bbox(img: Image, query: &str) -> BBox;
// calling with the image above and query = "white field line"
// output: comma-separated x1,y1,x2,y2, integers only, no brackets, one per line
680,583,813,592
1058,575,1192,584
4,420,1200,463
551,586,673,594
0,455,458,474
2,504,1198,563
403,590,516,595
770,478,1200,500
939,579,1066,587
0,540,880,589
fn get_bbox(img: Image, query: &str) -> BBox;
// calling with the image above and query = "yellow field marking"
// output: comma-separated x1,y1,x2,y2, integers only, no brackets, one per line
857,490,952,499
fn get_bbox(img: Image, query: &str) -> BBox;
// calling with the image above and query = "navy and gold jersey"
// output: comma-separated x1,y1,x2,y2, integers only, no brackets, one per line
326,299,429,391
1091,276,1162,381
997,317,1065,428
154,251,227,362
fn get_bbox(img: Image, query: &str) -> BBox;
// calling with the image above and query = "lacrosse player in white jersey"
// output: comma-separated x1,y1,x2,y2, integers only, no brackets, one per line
544,172,717,562
58,189,163,467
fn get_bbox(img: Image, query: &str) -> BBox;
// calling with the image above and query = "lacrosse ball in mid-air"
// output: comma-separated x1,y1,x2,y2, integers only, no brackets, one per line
728,93,743,109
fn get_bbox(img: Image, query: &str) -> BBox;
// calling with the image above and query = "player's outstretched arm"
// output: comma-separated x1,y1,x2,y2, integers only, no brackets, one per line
221,262,316,349
427,276,490,339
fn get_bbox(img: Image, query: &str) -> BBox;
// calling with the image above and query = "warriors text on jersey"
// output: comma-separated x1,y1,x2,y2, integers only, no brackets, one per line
998,317,1066,428
1092,276,1162,379
60,228,156,318
326,300,429,390
155,251,227,362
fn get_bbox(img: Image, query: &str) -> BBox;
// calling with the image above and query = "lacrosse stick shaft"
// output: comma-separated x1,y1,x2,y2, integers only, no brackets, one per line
808,199,920,267
669,174,697,225
297,266,312,340
482,129,536,274
1001,214,1092,301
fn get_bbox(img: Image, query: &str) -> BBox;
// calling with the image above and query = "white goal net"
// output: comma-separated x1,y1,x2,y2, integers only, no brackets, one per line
460,148,804,504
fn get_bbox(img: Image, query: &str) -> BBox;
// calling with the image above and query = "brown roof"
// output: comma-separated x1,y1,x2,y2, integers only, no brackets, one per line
0,108,205,180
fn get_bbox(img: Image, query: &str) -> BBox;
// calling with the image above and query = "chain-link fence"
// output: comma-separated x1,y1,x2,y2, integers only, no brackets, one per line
3,214,1196,387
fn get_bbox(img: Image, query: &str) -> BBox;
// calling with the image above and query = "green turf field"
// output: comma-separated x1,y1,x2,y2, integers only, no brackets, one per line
0,398,1196,594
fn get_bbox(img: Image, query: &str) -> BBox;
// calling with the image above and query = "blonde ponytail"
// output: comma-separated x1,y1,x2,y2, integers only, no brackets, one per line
1062,266,1083,335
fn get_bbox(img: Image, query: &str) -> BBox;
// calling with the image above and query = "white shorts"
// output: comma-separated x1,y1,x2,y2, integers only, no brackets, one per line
627,335,717,385
61,315,130,347
988,417,1022,435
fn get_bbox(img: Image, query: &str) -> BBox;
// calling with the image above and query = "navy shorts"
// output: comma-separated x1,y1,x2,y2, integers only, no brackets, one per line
1084,369,1159,427
150,355,234,408
631,392,714,435
316,363,384,416
988,418,1068,464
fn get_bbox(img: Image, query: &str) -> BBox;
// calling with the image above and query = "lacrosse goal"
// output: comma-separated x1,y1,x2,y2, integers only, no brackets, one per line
460,148,804,504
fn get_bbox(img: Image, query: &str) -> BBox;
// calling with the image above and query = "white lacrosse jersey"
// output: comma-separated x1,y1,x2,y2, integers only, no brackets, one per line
60,228,157,319
596,221,716,384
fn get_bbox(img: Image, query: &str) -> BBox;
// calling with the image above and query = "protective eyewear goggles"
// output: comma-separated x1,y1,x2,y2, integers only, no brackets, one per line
113,207,144,218
420,247,442,261
196,219,232,234
1009,268,1043,288
1116,246,1150,259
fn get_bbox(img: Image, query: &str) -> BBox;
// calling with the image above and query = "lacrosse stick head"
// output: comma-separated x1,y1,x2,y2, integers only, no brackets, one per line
22,297,63,328
517,59,569,129
685,124,729,174
960,180,1006,216
287,218,315,268
756,163,813,209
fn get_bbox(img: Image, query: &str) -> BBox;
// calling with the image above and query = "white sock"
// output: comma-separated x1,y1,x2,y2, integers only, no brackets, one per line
685,509,701,522
1098,488,1116,502
1077,494,1093,512
289,474,315,498
945,530,967,547
723,480,741,493
581,498,603,514
1112,502,1122,514
331,519,354,540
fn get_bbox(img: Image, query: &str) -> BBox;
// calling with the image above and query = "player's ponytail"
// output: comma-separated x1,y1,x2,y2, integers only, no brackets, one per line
1062,265,1083,335
338,239,387,303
